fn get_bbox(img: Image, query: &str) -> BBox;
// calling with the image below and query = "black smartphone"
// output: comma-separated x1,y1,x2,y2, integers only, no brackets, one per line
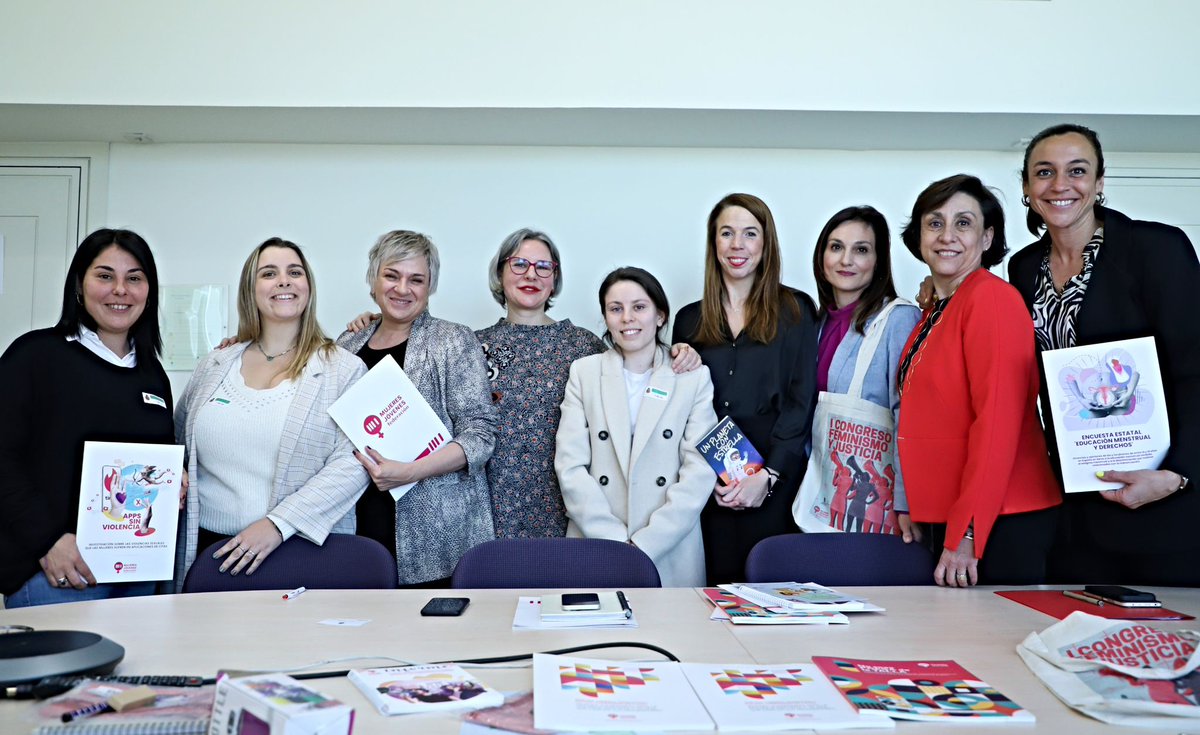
561,593,601,611
420,597,470,616
1082,585,1161,607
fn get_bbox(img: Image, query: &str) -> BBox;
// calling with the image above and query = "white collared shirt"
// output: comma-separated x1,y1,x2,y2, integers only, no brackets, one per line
67,326,138,368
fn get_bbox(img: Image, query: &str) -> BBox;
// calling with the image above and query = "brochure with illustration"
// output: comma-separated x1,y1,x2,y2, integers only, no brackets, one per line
348,664,502,715
681,663,892,731
719,582,874,612
75,440,185,583
701,588,849,625
327,354,451,500
533,654,713,732
813,656,1035,723
696,417,765,486
1041,336,1170,493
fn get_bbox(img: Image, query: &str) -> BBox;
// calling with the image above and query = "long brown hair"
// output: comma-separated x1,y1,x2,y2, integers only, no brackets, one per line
692,193,798,345
812,206,898,334
234,237,335,380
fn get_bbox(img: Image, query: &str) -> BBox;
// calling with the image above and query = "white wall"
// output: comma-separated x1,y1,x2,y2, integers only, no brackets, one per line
5,0,1199,115
107,142,1036,395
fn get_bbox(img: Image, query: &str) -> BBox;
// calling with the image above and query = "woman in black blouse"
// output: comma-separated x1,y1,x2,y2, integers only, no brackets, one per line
672,193,818,584
1008,123,1200,585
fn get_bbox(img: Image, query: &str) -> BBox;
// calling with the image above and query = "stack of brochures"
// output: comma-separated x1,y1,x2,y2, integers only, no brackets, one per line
705,582,884,625
533,653,891,731
349,664,502,716
512,593,639,630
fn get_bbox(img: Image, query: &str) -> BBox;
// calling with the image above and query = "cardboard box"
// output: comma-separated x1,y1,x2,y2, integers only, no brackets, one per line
209,673,354,735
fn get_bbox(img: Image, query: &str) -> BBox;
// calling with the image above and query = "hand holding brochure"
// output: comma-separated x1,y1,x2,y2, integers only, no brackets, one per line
327,355,451,500
695,417,764,486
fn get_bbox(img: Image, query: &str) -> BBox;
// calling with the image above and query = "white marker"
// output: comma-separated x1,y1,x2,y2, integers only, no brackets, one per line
283,586,307,600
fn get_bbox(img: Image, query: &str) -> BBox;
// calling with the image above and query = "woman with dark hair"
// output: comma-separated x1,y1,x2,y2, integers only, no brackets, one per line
556,267,717,586
672,193,818,584
1009,124,1200,585
174,238,368,587
809,206,921,536
1,229,176,608
897,174,1060,587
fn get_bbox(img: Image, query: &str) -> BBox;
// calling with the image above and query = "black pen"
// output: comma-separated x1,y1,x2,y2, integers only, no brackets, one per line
62,702,113,723
1063,590,1105,607
616,590,633,619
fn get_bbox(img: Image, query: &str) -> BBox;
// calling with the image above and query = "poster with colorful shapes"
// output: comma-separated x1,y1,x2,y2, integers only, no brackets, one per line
681,663,892,730
75,440,184,582
532,654,713,732
812,657,1035,723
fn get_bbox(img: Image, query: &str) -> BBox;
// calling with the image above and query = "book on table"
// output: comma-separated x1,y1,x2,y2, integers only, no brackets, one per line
326,354,451,500
813,656,1035,723
719,582,875,612
701,588,849,625
348,664,502,715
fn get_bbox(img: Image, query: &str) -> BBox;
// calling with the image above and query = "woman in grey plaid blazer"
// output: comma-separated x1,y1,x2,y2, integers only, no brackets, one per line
337,231,497,586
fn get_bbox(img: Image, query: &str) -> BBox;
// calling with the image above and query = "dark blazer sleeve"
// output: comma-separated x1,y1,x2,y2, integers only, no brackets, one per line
765,291,818,483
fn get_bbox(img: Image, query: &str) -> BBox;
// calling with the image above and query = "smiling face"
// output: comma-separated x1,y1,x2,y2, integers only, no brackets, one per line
1024,131,1104,236
373,256,430,327
822,220,877,307
81,244,149,347
918,191,994,296
502,238,556,313
253,246,311,325
603,279,664,364
713,205,764,285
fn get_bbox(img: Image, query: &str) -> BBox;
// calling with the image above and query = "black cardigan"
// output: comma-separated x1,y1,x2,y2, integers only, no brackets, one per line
1008,206,1200,554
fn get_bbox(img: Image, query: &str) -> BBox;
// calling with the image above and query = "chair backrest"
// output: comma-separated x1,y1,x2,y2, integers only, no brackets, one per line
182,533,397,592
450,538,661,589
744,533,935,586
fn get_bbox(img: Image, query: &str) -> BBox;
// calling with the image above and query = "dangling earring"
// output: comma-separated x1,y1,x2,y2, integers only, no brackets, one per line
76,291,83,304
1096,192,1106,205
1021,195,1031,207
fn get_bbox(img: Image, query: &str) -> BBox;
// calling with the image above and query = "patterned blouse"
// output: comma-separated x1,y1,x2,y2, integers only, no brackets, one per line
1032,228,1104,352
475,318,605,538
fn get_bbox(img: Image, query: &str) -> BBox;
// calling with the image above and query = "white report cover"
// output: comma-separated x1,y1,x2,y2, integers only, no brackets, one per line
327,354,451,500
75,440,184,582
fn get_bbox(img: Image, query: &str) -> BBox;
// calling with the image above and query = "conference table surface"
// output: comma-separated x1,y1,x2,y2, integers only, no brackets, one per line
2,585,1197,734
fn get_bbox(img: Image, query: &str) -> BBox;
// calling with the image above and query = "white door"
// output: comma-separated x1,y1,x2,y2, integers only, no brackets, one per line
1104,171,1200,252
0,165,83,354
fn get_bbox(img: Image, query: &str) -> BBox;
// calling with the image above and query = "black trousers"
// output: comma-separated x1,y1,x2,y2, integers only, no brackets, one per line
926,506,1059,585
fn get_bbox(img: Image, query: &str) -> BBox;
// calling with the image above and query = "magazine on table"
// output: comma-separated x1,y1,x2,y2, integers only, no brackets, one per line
327,354,451,500
695,416,765,486
75,440,185,583
348,664,502,715
812,656,1035,723
719,582,879,613
701,588,849,625
1041,336,1170,493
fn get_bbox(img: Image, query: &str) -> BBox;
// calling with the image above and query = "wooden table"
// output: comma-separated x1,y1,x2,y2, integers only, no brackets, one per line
2,586,1197,733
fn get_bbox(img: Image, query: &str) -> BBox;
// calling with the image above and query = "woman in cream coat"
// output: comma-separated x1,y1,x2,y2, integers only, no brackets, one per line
556,267,717,587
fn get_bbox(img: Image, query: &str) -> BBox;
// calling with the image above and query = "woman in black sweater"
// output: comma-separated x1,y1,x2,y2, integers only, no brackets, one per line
0,229,175,608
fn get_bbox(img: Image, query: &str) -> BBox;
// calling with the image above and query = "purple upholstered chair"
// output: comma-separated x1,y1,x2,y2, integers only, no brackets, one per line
182,533,397,592
450,538,661,589
745,533,935,586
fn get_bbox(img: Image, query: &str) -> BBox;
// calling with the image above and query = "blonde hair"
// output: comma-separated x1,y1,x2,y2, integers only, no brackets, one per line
234,237,334,380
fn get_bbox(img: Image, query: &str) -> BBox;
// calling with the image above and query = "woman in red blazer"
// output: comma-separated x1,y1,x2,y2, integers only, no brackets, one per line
896,174,1061,587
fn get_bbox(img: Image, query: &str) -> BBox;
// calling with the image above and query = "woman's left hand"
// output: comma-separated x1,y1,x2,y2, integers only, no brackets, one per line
354,447,416,491
934,538,977,587
1097,469,1182,509
214,519,283,575
669,343,702,373
179,469,189,510
715,471,772,510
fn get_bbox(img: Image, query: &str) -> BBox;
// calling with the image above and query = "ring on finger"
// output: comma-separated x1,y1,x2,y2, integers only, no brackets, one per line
57,576,70,587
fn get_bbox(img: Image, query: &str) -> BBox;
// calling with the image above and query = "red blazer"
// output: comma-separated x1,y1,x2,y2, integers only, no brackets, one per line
897,269,1060,555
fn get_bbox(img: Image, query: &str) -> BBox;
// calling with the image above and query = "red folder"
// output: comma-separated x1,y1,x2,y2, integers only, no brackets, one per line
996,589,1194,621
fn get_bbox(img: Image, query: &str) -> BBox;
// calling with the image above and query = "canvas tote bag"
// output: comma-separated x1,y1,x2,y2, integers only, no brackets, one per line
793,299,907,534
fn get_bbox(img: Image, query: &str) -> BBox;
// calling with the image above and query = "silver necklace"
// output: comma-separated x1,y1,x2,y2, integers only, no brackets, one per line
256,341,296,362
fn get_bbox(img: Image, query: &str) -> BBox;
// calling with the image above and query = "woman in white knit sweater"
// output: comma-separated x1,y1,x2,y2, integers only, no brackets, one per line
173,238,368,588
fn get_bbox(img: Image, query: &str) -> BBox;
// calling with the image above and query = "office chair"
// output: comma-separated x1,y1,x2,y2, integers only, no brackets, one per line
744,533,935,586
450,538,662,588
182,533,397,592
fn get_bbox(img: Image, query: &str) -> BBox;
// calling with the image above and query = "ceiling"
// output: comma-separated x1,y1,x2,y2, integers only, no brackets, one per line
1,105,1197,152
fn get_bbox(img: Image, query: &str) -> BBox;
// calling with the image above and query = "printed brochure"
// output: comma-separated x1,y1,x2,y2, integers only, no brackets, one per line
701,588,849,625
696,417,764,486
348,664,502,715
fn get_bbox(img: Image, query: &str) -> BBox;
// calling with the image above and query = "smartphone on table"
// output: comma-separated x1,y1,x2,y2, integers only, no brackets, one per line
420,597,471,616
1081,585,1161,608
561,593,601,611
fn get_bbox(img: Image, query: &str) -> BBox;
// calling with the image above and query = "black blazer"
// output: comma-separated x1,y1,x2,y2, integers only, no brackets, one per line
1008,206,1200,554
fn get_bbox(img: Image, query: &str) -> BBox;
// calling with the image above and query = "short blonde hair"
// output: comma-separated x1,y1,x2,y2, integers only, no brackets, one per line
367,230,440,295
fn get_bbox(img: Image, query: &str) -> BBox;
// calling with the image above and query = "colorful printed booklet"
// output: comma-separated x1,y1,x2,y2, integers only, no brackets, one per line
1041,336,1170,493
719,582,878,613
696,417,765,486
813,656,1035,723
75,440,185,583
701,588,849,625
533,654,713,732
327,354,452,500
681,662,892,730
348,664,502,715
